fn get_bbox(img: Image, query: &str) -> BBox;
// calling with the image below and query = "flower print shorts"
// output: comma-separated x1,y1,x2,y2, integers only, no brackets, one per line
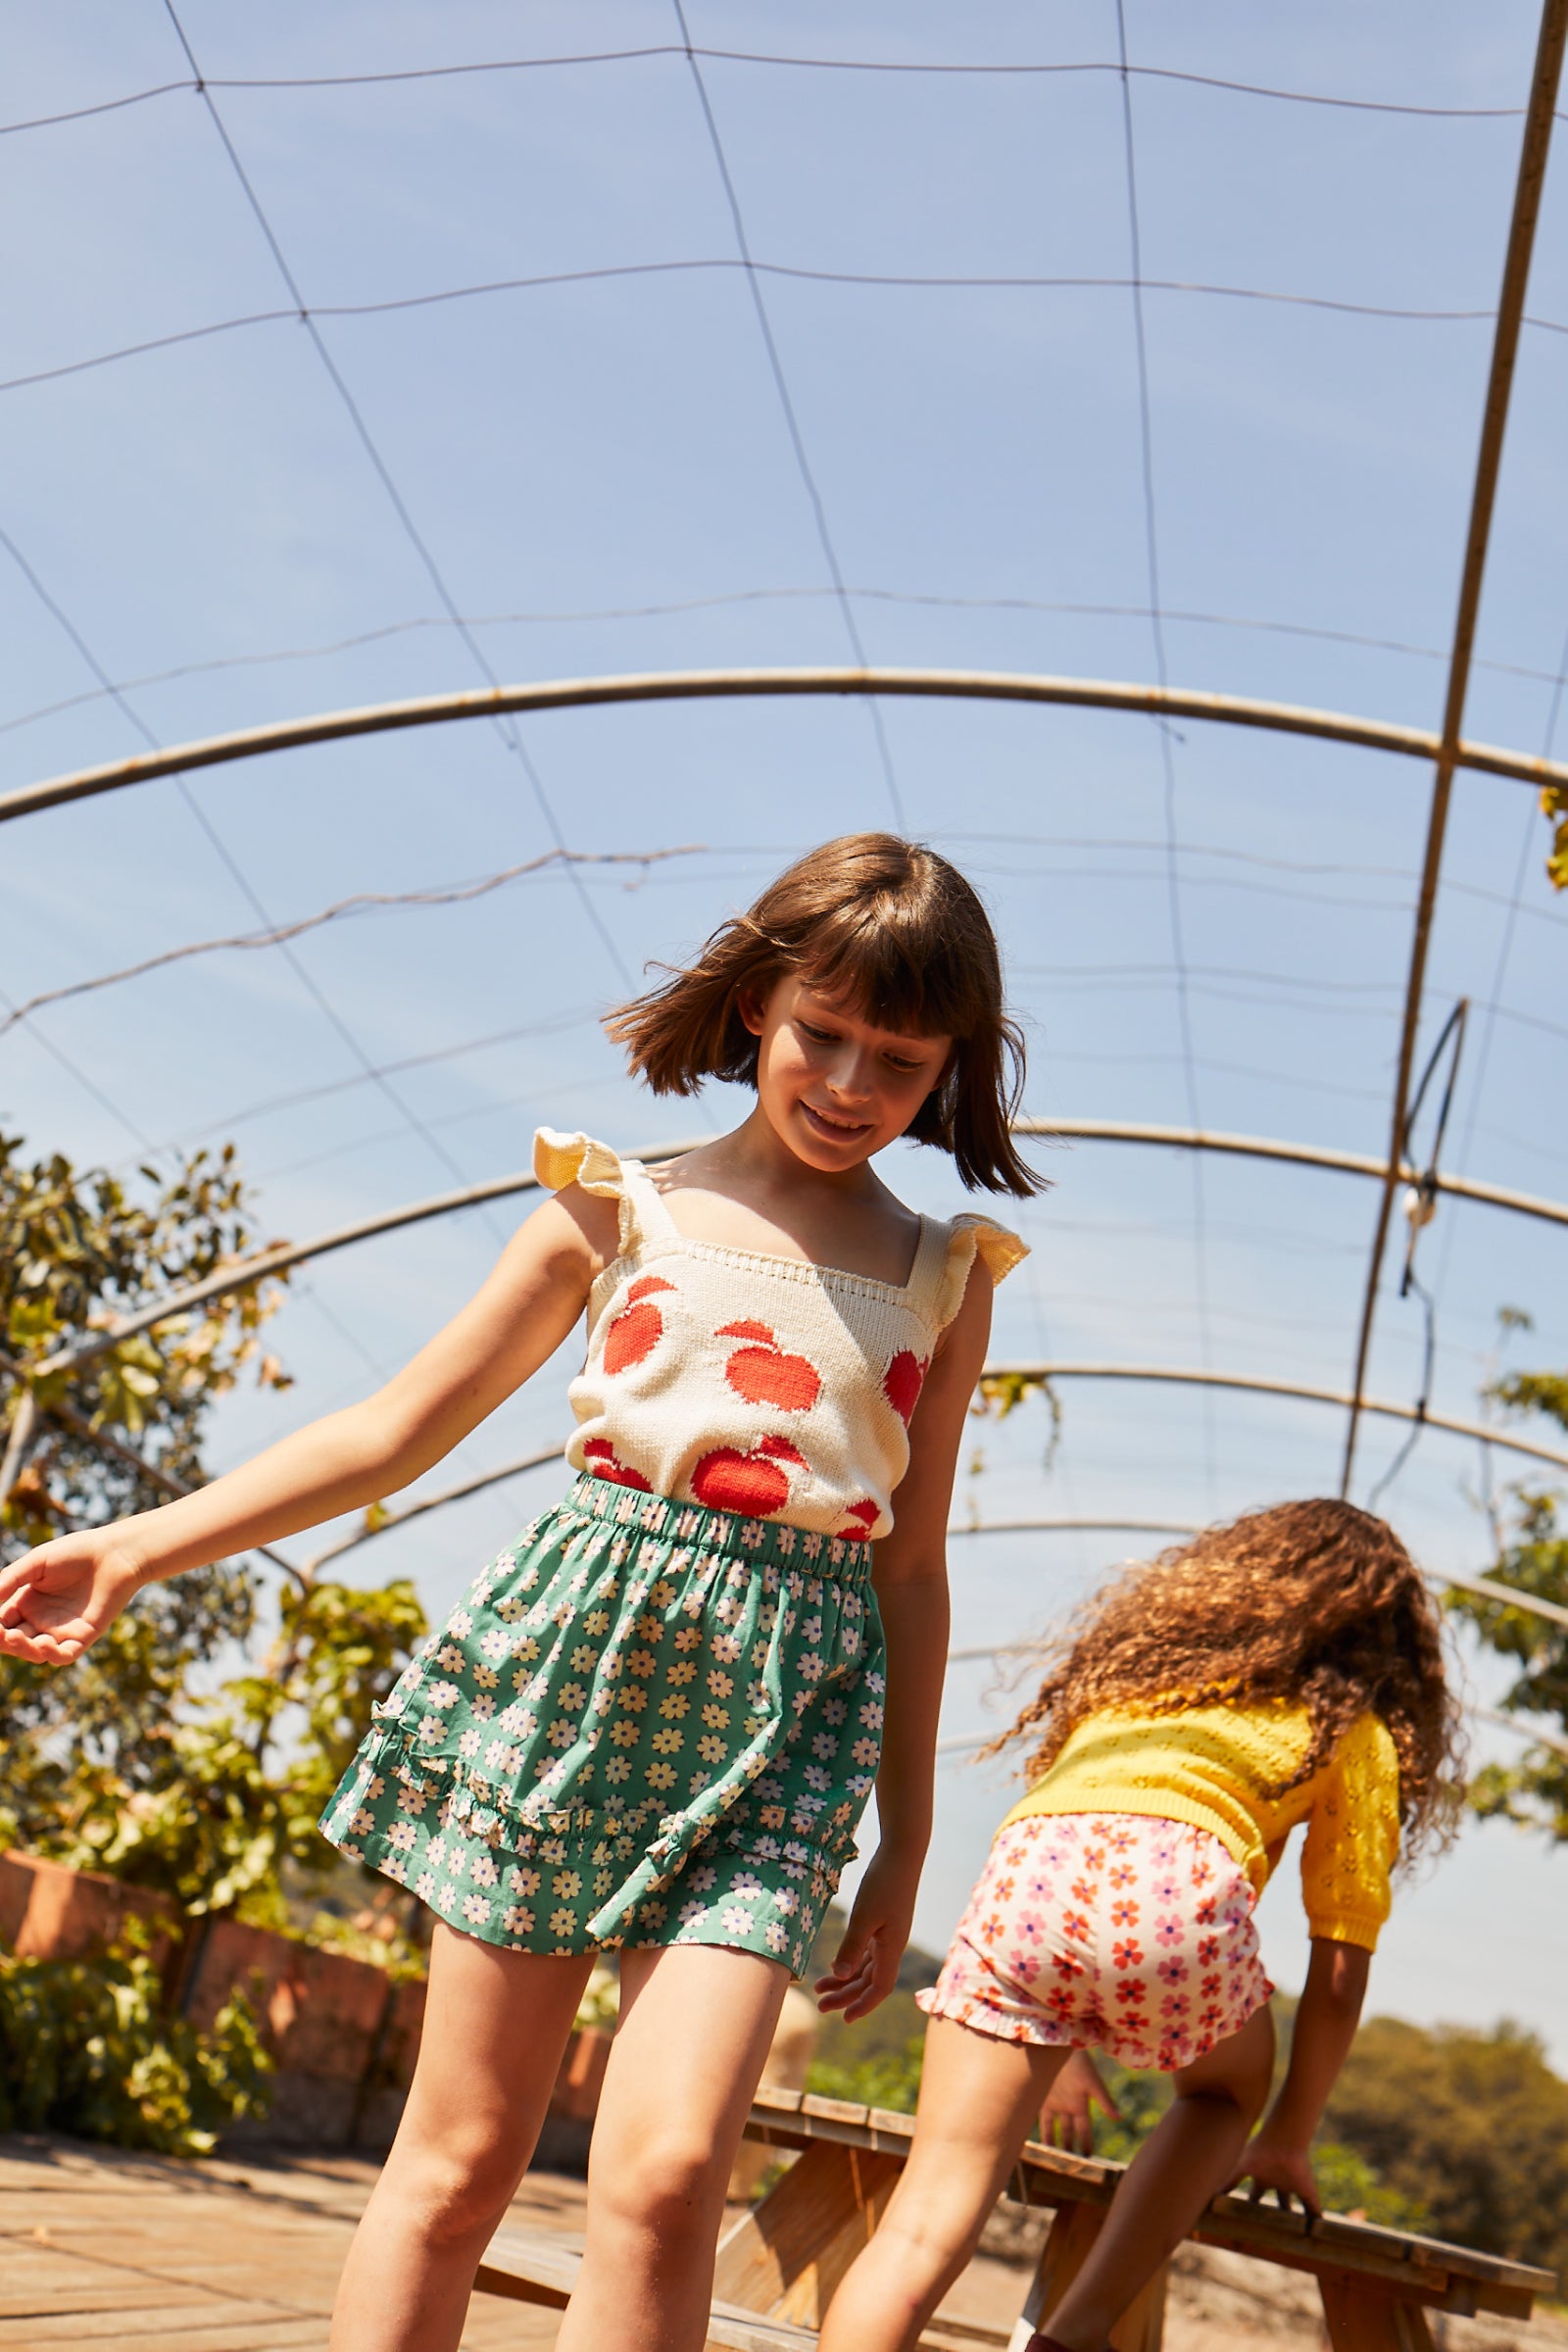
916,1813,1274,2073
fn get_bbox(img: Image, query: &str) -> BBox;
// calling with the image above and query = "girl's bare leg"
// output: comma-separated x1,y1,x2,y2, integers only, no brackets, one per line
329,1925,593,2352
1042,2002,1275,2352
818,2017,1070,2352
556,1942,790,2352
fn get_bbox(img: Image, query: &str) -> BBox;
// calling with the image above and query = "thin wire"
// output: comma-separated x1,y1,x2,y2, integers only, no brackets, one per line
0,847,695,1042
3,261,1533,403
158,0,633,994
139,1007,601,1158
1365,1003,1469,1509
1113,0,1215,1499
0,54,1548,136
0,517,496,1215
1430,620,1568,1311
15,589,1568,750
0,977,153,1149
669,0,905,827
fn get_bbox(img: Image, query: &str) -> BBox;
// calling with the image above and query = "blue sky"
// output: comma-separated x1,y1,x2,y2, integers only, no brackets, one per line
3,2,1566,2057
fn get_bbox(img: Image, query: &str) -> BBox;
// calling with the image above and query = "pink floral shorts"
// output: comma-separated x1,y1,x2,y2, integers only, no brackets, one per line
917,1813,1274,2073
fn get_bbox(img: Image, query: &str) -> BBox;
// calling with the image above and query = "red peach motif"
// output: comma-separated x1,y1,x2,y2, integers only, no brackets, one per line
691,1434,807,1518
882,1349,928,1427
716,1319,822,1413
603,1275,677,1377
581,1438,653,1493
835,1498,880,1542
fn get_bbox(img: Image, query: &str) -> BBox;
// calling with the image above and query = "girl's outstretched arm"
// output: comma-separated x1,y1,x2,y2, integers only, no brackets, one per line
816,1259,994,2023
1230,1936,1371,2213
0,1186,616,1668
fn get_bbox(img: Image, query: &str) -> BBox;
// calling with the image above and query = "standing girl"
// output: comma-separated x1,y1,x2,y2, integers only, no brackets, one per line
0,834,1033,2352
817,1499,1463,2352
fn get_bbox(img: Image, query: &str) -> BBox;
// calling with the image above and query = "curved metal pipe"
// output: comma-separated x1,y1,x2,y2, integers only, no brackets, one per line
1024,1118,1568,1232
983,1360,1568,1473
25,1123,1568,1387
5,665,1567,826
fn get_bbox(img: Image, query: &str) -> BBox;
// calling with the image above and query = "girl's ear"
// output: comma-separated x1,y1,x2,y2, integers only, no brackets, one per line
738,974,791,1040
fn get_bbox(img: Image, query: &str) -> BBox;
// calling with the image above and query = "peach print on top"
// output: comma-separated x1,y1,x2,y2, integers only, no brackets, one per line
719,1320,823,1412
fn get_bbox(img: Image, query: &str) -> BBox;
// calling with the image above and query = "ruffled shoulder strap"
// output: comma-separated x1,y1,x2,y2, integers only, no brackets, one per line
532,1129,679,1258
932,1212,1029,1331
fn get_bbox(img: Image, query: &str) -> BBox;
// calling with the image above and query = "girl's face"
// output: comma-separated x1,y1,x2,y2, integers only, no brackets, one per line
742,974,953,1173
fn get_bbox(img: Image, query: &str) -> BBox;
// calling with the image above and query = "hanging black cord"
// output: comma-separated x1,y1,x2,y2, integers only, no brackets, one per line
1367,1000,1469,1508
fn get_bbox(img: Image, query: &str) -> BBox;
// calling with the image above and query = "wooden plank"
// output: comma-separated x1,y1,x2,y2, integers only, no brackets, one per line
712,2141,902,2325
0,2311,322,2345
739,2091,1555,2317
1320,2276,1437,2351
475,2225,820,2352
1015,2203,1166,2352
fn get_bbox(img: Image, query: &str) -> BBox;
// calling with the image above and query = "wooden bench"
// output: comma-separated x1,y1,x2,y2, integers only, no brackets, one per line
475,2081,1557,2351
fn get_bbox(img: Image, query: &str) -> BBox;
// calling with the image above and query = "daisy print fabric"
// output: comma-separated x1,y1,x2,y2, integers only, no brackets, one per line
917,1813,1274,2072
319,1472,885,1978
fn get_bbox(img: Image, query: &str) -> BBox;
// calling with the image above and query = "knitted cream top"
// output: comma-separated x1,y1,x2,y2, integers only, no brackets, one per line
536,1129,1026,1541
1000,1699,1401,1949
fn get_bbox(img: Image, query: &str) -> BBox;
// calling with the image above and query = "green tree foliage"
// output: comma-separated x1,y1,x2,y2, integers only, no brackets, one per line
1543,779,1568,893
808,2031,926,2114
1446,1358,1568,1839
50,1574,428,1922
0,1931,271,2156
0,1130,427,1930
1,1131,291,1841
1324,2017,1568,2276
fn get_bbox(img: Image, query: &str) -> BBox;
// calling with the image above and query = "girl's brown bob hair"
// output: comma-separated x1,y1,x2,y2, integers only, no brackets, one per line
991,1498,1466,1864
606,833,1040,1197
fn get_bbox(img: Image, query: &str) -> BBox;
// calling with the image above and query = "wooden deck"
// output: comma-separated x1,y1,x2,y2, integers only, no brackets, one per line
0,2132,578,2350
0,2130,1030,2352
3,2123,1561,2352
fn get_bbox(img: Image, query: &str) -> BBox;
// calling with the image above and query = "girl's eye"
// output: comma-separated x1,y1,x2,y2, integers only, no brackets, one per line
800,1022,839,1044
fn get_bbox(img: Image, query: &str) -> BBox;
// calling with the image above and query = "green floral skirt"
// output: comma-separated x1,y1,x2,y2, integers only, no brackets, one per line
319,1473,886,1977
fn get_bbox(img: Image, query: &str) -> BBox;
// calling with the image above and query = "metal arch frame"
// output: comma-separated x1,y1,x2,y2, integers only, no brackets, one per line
982,1360,1568,1474
1018,1119,1568,1231
2,665,1568,827
301,1466,1568,1637
20,1117,1567,1388
943,1520,1568,1634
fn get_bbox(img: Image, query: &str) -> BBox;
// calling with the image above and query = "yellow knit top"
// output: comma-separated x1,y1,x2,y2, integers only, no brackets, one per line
999,1698,1400,1949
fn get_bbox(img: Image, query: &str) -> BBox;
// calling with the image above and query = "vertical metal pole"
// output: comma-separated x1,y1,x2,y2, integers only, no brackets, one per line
1341,0,1568,1495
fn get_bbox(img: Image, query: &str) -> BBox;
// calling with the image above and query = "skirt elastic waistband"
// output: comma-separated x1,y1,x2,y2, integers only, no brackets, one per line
561,1471,875,1583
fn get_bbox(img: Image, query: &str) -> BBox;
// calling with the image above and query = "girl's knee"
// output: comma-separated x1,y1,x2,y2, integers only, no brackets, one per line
589,2128,732,2242
390,2118,525,2247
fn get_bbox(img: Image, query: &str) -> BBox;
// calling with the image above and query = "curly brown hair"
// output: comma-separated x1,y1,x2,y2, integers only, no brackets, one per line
991,1499,1465,1862
604,833,1040,1197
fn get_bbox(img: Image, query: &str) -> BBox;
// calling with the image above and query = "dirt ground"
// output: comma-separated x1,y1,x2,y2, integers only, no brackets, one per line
1,2132,1563,2350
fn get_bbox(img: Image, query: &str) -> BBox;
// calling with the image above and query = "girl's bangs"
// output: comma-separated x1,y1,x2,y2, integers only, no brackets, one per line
797,903,989,1040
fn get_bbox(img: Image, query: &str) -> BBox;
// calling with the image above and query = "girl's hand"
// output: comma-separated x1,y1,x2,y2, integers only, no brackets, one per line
813,1848,918,2023
1228,2130,1322,2217
0,1531,144,1665
1039,2049,1122,2155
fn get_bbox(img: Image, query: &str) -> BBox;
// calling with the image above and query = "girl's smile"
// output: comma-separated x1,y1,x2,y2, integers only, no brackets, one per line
745,978,953,1174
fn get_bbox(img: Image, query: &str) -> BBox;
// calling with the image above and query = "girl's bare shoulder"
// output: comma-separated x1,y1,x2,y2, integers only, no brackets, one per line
524,1182,623,1282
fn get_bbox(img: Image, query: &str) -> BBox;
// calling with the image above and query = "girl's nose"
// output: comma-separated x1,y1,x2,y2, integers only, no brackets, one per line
827,1050,876,1102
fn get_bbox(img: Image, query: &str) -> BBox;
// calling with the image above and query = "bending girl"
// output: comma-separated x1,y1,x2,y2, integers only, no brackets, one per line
0,833,1033,2352
817,1499,1462,2352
